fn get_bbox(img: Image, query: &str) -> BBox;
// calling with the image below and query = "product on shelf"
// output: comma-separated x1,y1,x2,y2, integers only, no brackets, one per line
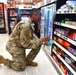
55,28,61,33
71,61,76,71
66,71,74,75
60,51,76,72
60,63,68,74
57,38,64,46
68,31,76,41
64,56,74,65
56,49,63,56
54,45,57,50
63,40,71,49
57,4,73,13
61,53,68,59
21,11,30,14
72,21,76,26
68,46,76,56
52,53,59,62
64,28,72,37
61,19,65,23
55,28,74,37
10,10,17,16
56,60,62,67
65,18,72,25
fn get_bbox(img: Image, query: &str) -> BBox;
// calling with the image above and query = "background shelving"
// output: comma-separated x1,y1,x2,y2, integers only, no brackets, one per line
0,3,6,33
18,9,30,21
7,8,19,35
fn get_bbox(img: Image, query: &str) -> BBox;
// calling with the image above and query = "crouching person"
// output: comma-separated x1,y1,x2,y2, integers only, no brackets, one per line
0,8,50,71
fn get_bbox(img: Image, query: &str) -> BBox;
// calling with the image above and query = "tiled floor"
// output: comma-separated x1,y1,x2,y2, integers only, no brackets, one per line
0,33,59,75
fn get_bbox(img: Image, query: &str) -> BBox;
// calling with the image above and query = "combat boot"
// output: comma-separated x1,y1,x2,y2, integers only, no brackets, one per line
0,55,5,64
26,61,38,66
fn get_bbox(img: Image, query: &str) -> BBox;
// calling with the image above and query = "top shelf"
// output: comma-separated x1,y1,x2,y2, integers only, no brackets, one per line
57,12,76,14
54,21,76,30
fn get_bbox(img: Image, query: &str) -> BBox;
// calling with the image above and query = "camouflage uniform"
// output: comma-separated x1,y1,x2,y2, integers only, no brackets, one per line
4,17,42,71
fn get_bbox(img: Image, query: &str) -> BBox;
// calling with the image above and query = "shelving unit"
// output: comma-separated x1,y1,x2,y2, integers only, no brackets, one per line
51,1,76,74
0,3,6,33
18,9,30,21
7,8,19,35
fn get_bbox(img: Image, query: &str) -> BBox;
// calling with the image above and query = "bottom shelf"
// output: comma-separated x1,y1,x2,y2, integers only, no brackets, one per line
52,51,74,75
51,55,64,75
42,45,64,75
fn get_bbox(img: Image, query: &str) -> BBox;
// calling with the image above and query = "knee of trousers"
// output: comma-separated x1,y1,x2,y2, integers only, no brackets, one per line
15,64,26,71
4,59,26,71
11,62,26,71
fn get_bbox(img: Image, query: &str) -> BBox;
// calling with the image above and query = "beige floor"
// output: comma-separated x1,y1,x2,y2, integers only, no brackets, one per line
0,33,59,75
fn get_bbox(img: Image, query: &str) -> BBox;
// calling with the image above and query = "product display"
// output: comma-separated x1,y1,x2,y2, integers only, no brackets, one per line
0,3,6,33
51,0,76,75
7,8,19,35
19,9,30,21
68,46,76,56
71,62,76,71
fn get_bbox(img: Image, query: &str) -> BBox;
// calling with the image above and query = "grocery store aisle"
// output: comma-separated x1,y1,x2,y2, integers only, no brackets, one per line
0,33,59,75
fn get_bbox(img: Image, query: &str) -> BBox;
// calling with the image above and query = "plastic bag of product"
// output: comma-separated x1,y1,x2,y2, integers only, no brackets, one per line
46,40,54,46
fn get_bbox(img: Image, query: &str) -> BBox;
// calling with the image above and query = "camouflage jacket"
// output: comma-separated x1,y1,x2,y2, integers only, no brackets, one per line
6,17,42,50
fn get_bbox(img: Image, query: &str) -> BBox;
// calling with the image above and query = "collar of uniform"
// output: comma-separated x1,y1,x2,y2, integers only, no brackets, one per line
31,23,35,31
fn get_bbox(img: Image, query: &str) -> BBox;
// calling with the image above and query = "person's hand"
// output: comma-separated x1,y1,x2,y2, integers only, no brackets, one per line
42,42,46,45
42,42,48,45
41,36,50,43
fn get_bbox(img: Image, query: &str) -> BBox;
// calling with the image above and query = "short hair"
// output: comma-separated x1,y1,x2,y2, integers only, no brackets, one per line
30,8,40,17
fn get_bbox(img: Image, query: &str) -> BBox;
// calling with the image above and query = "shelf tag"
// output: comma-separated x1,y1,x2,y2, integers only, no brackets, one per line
60,34,62,37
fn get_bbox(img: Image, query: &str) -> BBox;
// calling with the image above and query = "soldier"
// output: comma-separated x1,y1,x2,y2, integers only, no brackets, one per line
0,8,50,71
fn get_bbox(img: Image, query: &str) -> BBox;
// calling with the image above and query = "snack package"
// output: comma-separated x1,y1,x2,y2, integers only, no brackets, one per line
46,40,54,46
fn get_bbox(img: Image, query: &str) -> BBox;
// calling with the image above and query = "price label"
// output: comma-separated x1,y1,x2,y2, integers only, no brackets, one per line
55,32,57,35
60,34,62,37
63,36,65,39
58,22,60,25
55,22,57,24
65,37,67,40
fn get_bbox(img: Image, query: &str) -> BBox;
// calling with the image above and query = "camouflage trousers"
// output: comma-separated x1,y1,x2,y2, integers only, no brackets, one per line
4,45,41,71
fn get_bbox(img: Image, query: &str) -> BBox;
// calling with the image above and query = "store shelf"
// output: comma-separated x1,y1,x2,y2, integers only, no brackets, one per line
54,21,76,30
51,0,76,75
57,12,76,14
51,54,64,75
54,31,76,46
54,41,76,61
42,45,64,75
0,3,6,33
53,49,76,75
7,8,19,35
